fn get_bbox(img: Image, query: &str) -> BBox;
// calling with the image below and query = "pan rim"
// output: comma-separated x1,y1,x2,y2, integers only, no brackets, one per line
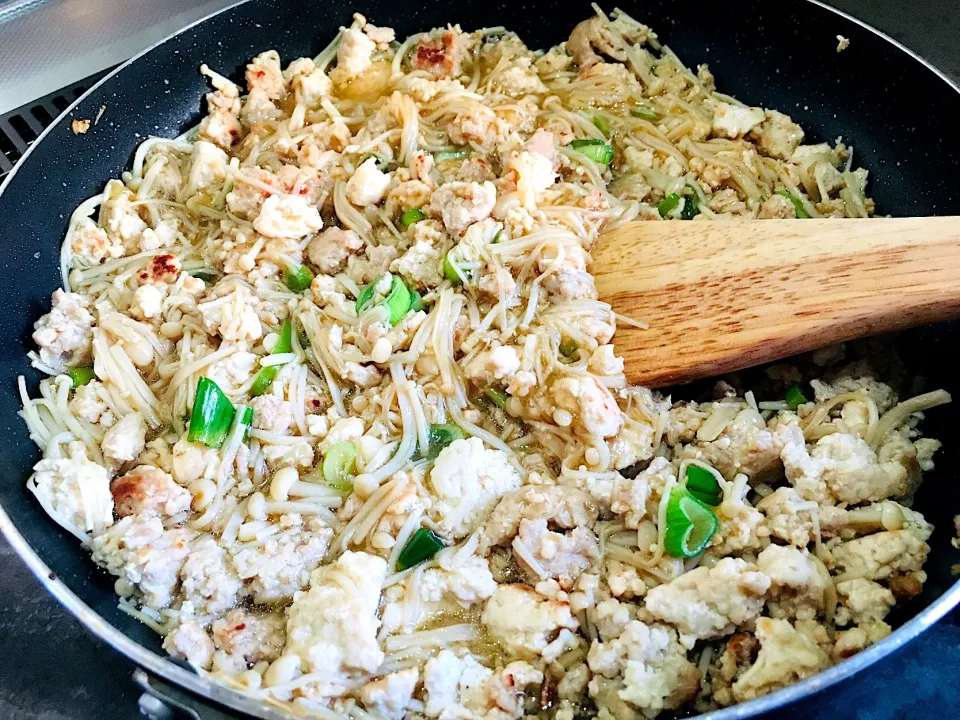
1,0,959,717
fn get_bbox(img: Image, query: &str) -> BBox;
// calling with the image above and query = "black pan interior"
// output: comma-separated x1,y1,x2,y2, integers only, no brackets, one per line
0,0,958,684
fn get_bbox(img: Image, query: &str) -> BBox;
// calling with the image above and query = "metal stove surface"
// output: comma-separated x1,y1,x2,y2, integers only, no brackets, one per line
0,0,958,717
0,0,238,115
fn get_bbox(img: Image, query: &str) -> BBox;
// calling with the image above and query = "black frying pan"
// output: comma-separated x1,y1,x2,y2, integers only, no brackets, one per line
0,0,959,717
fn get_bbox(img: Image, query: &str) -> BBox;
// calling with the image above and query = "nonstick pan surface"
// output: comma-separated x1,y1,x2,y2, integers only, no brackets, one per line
0,0,959,717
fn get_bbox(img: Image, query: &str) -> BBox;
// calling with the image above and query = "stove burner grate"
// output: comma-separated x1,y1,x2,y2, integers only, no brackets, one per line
0,71,108,179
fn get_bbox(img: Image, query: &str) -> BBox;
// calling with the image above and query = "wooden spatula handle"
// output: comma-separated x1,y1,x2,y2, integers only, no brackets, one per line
592,217,960,387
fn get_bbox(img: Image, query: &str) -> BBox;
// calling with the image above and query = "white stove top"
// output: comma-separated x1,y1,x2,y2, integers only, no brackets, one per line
0,0,241,115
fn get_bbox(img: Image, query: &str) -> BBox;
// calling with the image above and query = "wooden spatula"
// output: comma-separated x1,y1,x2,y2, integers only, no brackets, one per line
592,217,960,388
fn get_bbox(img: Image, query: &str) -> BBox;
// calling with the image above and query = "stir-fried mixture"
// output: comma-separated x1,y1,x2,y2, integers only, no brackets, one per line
18,7,952,719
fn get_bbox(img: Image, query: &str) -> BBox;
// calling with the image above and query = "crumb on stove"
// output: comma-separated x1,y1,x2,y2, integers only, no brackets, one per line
71,119,90,134
836,35,850,52
95,105,107,125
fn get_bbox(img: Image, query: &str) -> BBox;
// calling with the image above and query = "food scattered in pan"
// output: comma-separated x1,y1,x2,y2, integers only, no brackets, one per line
18,7,951,718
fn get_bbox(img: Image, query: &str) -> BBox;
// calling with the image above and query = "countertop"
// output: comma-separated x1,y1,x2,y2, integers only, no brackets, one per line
0,0,959,718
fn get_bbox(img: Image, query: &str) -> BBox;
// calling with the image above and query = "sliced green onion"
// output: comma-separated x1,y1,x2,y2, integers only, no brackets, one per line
272,320,294,354
434,150,468,163
283,264,314,293
400,208,426,229
188,377,237,448
383,276,413,324
680,192,700,220
775,189,810,219
591,113,611,137
630,104,659,121
491,230,502,244
355,282,376,314
322,441,357,493
569,138,614,165
250,367,278,397
396,527,445,570
356,276,414,325
67,367,96,388
660,189,700,219
443,252,466,285
250,320,294,397
425,423,466,461
360,153,388,169
410,290,424,313
663,487,719,558
559,338,579,358
240,406,254,441
190,269,221,285
218,180,235,208
658,193,681,217
785,385,809,410
685,465,722,506
485,387,508,410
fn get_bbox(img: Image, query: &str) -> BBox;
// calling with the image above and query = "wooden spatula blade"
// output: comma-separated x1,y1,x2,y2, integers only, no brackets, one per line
592,217,960,388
